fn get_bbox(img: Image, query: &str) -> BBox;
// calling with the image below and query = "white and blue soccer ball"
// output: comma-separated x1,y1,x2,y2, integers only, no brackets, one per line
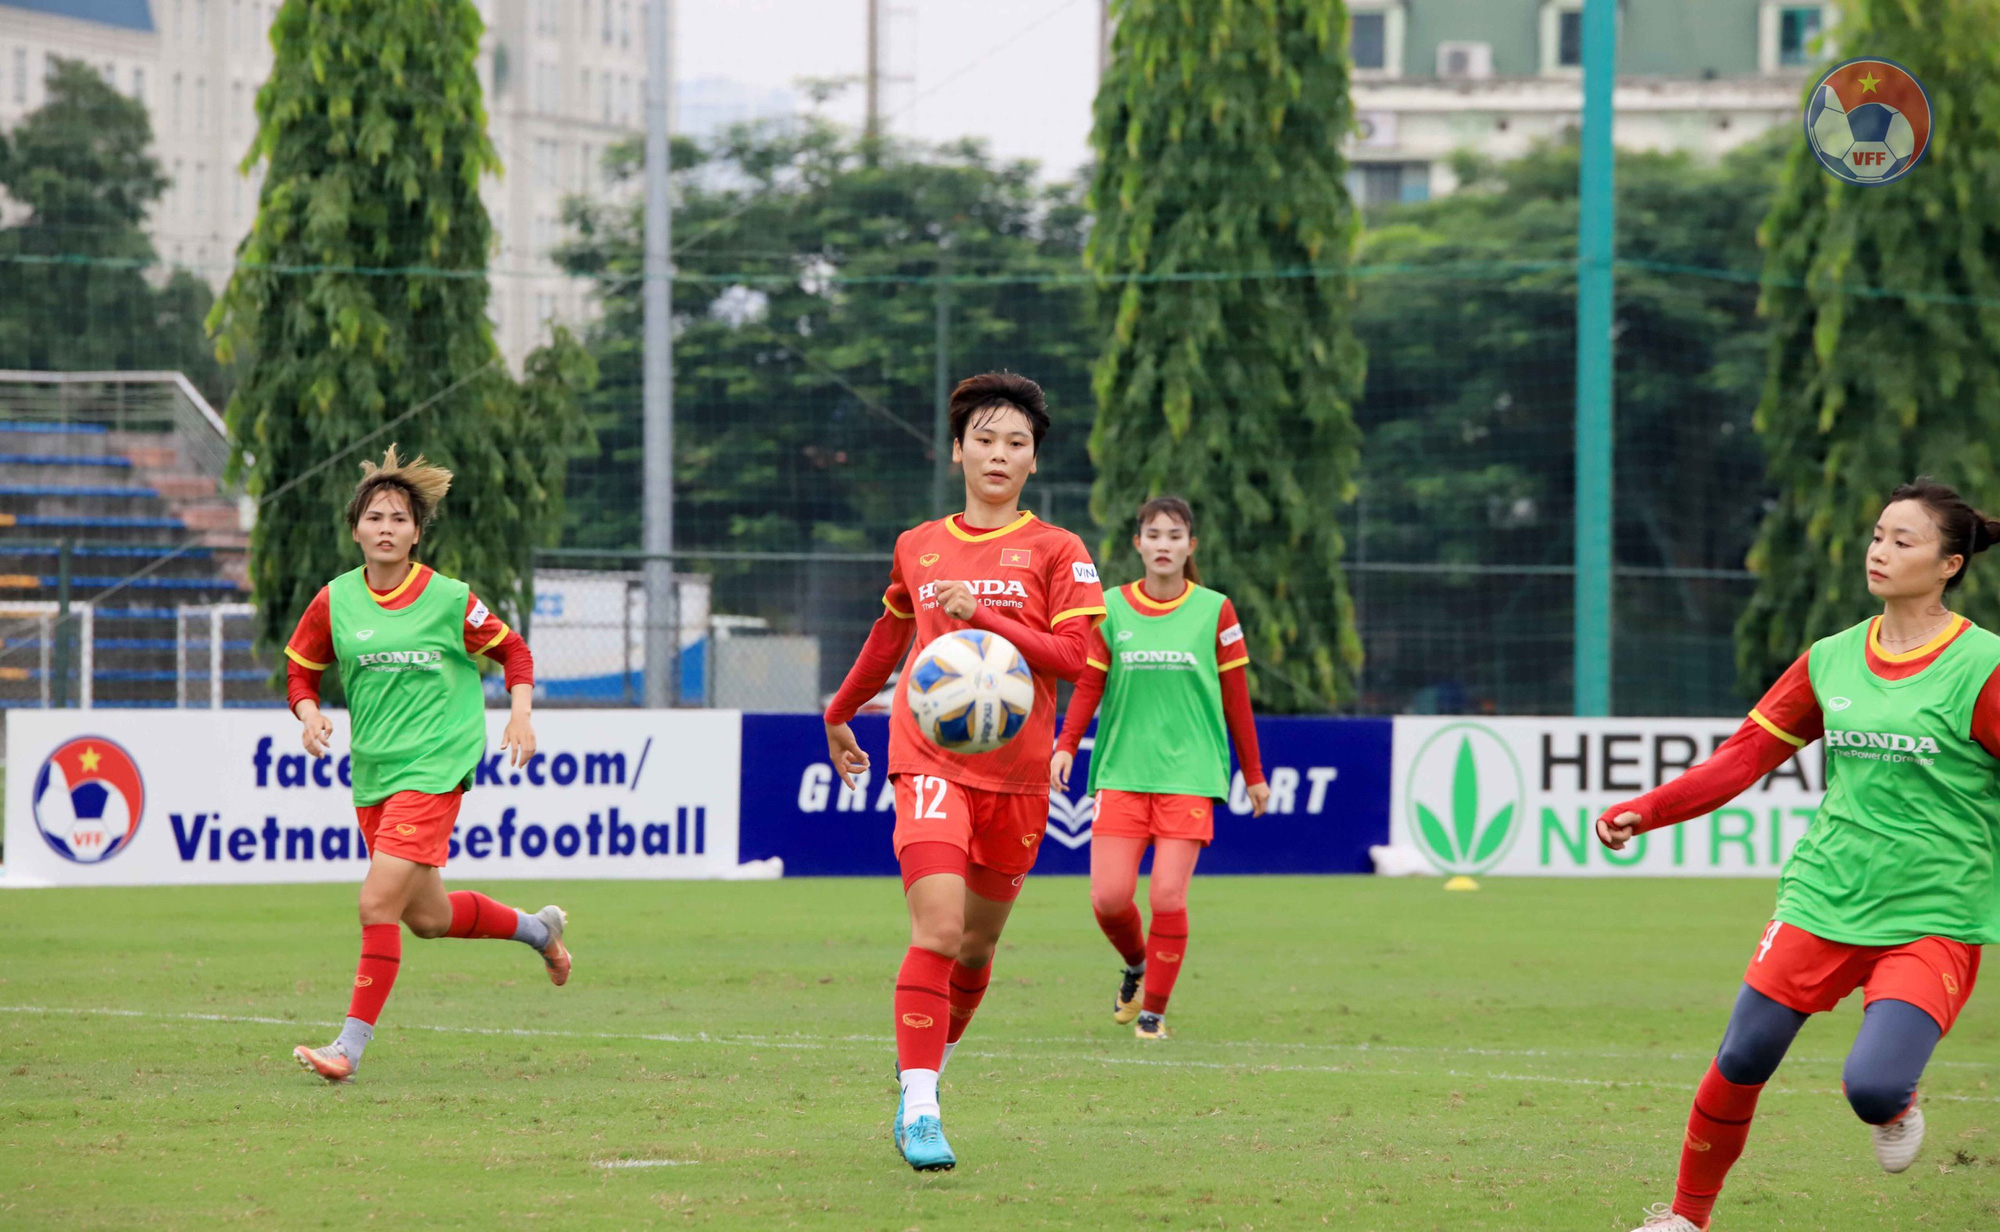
906,629,1033,755
1807,85,1918,183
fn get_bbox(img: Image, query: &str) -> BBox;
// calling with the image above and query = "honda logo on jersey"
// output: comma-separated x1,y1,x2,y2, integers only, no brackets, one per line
917,580,1029,602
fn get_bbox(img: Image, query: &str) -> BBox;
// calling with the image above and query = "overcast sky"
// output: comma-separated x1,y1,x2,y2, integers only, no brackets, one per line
676,0,1103,182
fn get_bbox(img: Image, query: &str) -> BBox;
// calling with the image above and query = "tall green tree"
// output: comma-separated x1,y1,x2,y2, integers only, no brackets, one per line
0,59,226,395
210,0,591,660
1737,0,2000,693
1088,0,1366,712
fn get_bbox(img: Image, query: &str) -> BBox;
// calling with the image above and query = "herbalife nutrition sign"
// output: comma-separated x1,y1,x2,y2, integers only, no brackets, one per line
1388,718,1823,878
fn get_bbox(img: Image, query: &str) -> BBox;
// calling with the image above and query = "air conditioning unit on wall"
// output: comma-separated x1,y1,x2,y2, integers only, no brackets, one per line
1437,41,1494,79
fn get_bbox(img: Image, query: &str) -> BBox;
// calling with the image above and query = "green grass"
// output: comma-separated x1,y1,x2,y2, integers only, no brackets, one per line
0,877,1994,1230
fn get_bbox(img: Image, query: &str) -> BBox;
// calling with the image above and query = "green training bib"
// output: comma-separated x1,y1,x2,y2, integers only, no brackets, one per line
1086,583,1232,798
1784,618,2000,945
329,566,487,807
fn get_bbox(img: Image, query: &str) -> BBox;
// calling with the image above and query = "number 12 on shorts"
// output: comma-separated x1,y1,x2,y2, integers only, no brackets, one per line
910,775,950,820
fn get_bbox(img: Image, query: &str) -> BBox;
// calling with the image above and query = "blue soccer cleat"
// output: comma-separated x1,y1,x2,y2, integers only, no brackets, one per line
899,1114,956,1172
892,1088,907,1157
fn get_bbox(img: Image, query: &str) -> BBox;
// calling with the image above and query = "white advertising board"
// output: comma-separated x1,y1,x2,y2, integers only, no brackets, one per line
4,709,741,886
1388,717,1823,877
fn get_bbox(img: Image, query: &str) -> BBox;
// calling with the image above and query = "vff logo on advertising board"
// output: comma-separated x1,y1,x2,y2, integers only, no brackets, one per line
1402,722,1525,876
33,736,146,864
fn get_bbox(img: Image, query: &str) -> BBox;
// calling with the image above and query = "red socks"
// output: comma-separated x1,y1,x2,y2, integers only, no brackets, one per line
1673,1061,1765,1228
1094,902,1146,968
1142,909,1188,1014
894,946,953,1071
347,923,401,1025
947,960,991,1045
447,891,519,939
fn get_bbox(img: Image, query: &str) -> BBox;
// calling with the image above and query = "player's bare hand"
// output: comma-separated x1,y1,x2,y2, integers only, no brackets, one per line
1596,810,1640,851
1248,782,1272,817
826,722,870,789
1050,749,1074,792
501,714,537,768
935,580,978,621
299,706,335,759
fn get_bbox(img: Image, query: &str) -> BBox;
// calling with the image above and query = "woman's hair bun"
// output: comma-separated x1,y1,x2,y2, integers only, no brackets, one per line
1976,517,2000,554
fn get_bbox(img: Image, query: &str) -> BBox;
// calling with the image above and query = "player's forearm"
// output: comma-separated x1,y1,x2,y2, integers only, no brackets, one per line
968,606,1093,681
1600,716,1801,834
825,610,914,725
509,681,533,718
1220,666,1265,787
1057,666,1106,755
287,660,323,718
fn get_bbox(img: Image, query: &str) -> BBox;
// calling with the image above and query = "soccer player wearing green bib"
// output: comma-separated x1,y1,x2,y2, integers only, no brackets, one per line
1053,497,1268,1040
1597,480,2000,1232
284,448,569,1085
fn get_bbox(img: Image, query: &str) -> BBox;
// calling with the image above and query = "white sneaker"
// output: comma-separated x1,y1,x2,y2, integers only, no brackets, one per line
1872,1105,1925,1173
1628,1203,1703,1231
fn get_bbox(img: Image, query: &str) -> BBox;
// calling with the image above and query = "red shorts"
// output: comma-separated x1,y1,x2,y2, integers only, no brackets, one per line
1744,919,1982,1035
1093,789,1216,845
892,774,1047,902
356,789,463,868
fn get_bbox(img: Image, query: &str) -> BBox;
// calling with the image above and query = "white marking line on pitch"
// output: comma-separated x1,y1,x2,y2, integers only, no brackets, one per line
6,1005,1996,1105
596,1159,698,1169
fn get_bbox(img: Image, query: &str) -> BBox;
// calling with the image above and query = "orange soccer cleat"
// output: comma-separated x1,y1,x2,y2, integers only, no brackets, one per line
535,904,572,987
293,1042,356,1084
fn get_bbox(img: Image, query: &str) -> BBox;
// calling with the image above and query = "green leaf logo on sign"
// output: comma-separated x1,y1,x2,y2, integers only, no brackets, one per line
1406,723,1526,875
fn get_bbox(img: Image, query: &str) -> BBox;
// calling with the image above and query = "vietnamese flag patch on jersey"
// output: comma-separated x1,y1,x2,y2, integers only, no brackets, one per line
1000,547,1032,568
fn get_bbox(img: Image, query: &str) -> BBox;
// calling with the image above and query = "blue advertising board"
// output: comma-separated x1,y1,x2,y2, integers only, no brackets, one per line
738,713,1391,876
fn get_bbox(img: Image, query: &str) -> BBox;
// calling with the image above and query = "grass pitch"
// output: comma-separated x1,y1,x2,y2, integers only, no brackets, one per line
1,876,1994,1230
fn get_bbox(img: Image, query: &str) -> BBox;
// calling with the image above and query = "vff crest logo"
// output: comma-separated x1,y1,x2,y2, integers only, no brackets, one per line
33,736,147,864
1404,723,1525,875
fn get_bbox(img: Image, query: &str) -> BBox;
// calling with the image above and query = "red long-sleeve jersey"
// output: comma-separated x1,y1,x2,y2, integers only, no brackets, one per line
1055,582,1265,787
1601,615,2000,834
284,563,533,716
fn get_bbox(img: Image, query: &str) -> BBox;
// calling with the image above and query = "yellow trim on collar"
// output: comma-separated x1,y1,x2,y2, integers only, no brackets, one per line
1748,707,1805,748
1126,579,1195,613
1867,614,1966,663
369,563,424,605
944,510,1036,543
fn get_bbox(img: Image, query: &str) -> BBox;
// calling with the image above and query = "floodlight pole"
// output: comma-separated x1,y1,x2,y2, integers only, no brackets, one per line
643,0,677,708
1573,0,1616,717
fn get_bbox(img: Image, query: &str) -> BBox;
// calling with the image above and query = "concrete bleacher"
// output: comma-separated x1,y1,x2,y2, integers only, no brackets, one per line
0,373,265,708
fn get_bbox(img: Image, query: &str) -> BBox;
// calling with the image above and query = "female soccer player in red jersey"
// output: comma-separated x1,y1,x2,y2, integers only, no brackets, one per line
1600,480,2000,1232
1050,496,1269,1041
286,448,570,1084
823,372,1105,1171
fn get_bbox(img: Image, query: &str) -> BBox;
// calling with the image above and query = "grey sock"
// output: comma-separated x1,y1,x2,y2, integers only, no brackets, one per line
335,1016,373,1065
512,909,550,950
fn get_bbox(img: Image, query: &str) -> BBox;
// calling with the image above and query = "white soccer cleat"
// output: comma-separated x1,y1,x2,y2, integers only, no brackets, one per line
535,904,571,986
1872,1105,1925,1173
1627,1203,1703,1231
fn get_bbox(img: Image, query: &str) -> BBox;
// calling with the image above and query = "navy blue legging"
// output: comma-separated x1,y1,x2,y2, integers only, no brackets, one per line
1712,983,1941,1124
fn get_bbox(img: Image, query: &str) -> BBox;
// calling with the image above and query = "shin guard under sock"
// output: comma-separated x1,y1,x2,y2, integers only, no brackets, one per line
1094,902,1146,968
1673,1060,1764,1228
947,960,991,1045
1142,908,1188,1014
894,946,952,1073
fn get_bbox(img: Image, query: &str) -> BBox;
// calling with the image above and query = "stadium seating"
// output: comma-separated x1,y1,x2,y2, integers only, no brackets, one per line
0,376,259,708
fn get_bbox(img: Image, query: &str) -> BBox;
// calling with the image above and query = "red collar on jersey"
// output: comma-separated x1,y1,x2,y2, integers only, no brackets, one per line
946,510,1037,542
1864,613,1970,681
1125,579,1195,614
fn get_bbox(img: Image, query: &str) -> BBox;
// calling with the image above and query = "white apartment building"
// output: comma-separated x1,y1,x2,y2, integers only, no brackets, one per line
1342,0,1839,206
0,0,646,367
